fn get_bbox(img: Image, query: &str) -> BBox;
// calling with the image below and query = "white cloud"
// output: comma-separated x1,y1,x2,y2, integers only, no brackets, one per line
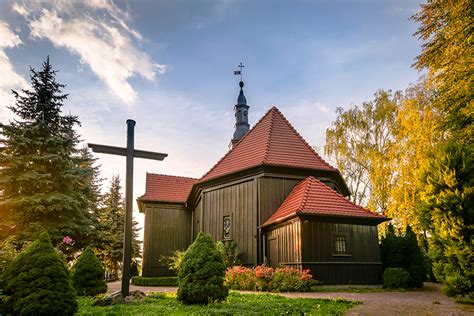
15,0,165,104
284,99,336,161
0,21,28,122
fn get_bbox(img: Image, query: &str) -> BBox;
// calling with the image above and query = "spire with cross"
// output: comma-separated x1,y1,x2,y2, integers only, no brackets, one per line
230,62,250,148
234,62,244,81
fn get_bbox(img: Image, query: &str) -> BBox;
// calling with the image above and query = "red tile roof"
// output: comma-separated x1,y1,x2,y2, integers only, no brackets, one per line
200,107,335,182
139,173,197,203
261,176,386,227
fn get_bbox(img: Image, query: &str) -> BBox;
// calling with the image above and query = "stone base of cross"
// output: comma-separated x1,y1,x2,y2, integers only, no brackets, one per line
88,119,167,296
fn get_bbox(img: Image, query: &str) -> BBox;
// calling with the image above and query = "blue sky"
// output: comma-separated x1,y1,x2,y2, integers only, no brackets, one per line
0,0,423,234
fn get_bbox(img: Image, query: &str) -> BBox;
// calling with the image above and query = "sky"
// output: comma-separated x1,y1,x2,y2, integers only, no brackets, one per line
0,0,424,239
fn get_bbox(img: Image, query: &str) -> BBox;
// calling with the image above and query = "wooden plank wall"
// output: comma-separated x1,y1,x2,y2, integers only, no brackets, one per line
301,221,381,262
200,179,258,265
258,177,301,224
301,220,382,284
265,220,302,267
192,198,202,240
142,204,191,277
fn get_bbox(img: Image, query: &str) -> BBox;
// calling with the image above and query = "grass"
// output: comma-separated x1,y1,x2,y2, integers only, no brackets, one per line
131,276,178,286
78,292,360,315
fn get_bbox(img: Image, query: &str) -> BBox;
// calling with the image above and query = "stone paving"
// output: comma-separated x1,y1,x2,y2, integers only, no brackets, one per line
107,282,474,315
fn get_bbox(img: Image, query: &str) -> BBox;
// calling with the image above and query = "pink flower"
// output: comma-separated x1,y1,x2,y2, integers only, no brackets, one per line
63,236,73,245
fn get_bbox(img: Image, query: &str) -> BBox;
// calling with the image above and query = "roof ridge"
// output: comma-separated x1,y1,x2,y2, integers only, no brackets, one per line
262,107,276,163
147,173,198,180
297,177,313,213
273,107,335,170
200,107,275,181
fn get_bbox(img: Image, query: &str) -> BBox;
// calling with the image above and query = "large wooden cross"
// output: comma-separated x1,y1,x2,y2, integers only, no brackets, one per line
88,119,167,296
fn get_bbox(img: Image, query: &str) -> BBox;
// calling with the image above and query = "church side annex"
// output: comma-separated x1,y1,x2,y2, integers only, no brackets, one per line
137,79,389,285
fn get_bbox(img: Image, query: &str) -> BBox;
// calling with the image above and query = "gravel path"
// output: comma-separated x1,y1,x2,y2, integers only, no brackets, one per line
107,282,474,315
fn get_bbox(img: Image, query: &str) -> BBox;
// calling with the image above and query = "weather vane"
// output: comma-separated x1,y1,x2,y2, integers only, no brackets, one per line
234,62,244,81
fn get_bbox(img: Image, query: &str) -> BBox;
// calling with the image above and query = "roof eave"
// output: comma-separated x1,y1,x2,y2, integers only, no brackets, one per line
136,197,187,213
299,212,390,223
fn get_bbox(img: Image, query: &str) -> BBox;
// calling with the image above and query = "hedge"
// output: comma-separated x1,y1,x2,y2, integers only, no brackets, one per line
383,268,411,289
131,276,178,286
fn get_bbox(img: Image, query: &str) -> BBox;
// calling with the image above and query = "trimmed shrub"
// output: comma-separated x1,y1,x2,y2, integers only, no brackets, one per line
177,233,229,304
216,240,242,268
383,268,411,289
131,276,178,286
271,267,313,292
2,232,78,315
225,266,258,290
72,247,107,296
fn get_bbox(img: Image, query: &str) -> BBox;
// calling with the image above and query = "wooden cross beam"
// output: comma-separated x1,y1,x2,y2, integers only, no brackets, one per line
88,119,167,297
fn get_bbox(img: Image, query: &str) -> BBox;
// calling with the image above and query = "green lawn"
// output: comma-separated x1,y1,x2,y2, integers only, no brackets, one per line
78,292,360,315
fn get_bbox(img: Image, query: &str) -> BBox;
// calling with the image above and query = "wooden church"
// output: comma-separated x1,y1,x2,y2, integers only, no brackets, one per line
138,80,388,285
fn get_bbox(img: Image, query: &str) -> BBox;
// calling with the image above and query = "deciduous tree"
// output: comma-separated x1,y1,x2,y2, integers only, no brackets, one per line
325,90,400,213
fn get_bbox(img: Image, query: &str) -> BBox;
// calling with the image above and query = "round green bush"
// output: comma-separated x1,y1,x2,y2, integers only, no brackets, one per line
383,267,411,289
177,233,229,304
72,247,107,296
2,232,78,315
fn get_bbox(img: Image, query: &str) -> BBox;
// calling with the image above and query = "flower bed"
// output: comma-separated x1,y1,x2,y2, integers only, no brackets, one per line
225,265,315,292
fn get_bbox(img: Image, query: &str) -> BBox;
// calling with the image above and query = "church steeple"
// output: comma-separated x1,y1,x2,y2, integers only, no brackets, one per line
231,80,250,148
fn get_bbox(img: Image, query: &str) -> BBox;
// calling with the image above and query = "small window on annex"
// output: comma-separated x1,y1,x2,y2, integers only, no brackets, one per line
223,215,231,239
334,235,347,254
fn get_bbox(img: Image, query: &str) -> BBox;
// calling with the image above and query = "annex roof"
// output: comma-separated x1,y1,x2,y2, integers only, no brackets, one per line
261,176,387,227
200,107,336,182
138,173,197,204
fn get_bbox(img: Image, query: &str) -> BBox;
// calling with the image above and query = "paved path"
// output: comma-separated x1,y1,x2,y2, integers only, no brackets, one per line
107,282,474,315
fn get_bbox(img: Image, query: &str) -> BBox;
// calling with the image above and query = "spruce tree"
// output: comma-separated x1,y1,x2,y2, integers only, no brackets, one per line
99,175,141,279
72,247,107,296
2,232,78,315
177,233,228,304
0,58,95,253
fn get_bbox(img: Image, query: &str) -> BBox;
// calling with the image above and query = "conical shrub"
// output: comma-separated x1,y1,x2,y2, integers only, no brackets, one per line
72,247,107,296
2,232,78,315
177,233,228,304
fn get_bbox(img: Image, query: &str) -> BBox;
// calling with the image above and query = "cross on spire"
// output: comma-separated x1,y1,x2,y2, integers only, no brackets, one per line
234,62,244,81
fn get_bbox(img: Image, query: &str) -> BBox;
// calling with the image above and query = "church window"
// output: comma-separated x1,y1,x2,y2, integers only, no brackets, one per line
223,215,231,239
334,235,347,254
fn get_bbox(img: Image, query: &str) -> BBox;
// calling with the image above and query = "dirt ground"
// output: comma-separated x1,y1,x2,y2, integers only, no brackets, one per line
107,282,474,315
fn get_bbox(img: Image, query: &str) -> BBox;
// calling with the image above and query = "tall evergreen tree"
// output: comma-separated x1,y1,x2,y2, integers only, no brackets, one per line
77,146,104,249
0,58,95,253
420,142,473,298
99,175,141,279
412,0,473,299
